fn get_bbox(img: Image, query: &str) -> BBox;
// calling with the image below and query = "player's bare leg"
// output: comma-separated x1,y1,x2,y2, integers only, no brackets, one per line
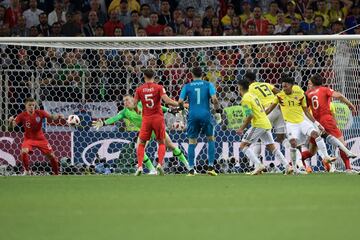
240,142,265,175
156,138,166,176
266,143,293,175
44,153,59,175
135,138,147,176
20,148,31,175
164,132,190,170
135,138,156,175
325,134,355,170
206,136,217,176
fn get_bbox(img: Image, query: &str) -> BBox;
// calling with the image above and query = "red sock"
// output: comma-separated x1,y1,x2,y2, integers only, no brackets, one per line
301,150,313,160
158,143,166,166
340,150,351,170
48,155,59,175
20,152,30,171
137,143,145,168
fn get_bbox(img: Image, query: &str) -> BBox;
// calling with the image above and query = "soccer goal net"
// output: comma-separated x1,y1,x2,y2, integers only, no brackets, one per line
0,36,359,175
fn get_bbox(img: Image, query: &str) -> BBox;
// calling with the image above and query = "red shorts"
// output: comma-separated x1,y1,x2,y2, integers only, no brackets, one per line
139,116,165,141
22,139,53,155
319,115,342,138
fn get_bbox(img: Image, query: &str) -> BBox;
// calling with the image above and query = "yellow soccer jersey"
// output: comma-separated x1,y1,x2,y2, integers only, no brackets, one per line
275,85,307,124
241,92,272,129
249,82,276,108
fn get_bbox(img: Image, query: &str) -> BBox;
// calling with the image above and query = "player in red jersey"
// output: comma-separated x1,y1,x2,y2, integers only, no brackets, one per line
8,98,64,175
133,69,179,176
303,74,357,172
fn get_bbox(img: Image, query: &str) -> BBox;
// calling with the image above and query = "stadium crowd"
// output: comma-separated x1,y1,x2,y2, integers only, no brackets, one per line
0,0,359,37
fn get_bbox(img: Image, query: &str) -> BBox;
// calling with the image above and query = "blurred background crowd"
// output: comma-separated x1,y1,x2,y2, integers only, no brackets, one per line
0,0,359,37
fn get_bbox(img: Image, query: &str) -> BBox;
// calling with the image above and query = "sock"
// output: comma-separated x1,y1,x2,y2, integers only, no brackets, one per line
301,150,313,160
136,143,145,168
157,143,166,166
188,144,196,169
143,154,155,171
315,137,330,158
305,159,311,168
48,155,59,175
290,147,298,171
251,142,262,158
340,150,351,170
208,140,215,167
272,148,288,167
282,138,290,149
326,135,352,156
173,147,189,166
20,152,30,171
243,146,261,167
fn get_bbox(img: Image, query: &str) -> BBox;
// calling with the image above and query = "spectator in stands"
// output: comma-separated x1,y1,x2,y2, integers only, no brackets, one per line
328,0,352,24
274,11,290,34
231,16,241,35
61,11,83,36
23,0,43,28
300,8,315,32
103,10,124,36
284,1,302,24
221,3,235,27
4,0,21,28
124,10,141,36
288,18,301,35
83,0,107,25
264,1,279,25
63,0,77,15
95,23,105,36
239,1,253,26
163,25,174,36
170,10,186,35
118,0,131,25
0,21,10,36
158,0,172,25
145,12,164,36
50,21,63,36
267,23,275,35
11,15,28,36
331,21,345,34
345,4,360,34
192,15,203,35
202,6,215,28
114,26,123,36
0,5,5,25
211,16,222,36
139,4,150,28
245,6,269,35
48,0,67,26
29,25,39,36
184,6,195,28
203,26,212,36
313,0,330,27
37,13,50,36
141,0,161,13
108,0,140,13
185,27,194,36
136,27,147,36
223,25,233,35
35,56,53,86
307,15,330,34
83,11,99,36
178,0,219,17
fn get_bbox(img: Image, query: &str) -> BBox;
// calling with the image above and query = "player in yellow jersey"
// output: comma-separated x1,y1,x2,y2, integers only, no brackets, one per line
237,80,292,175
266,76,335,174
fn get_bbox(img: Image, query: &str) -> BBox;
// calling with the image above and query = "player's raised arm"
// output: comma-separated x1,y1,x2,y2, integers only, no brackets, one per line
331,91,356,113
8,116,18,129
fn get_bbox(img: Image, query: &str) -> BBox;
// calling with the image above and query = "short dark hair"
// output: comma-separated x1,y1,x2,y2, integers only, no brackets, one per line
314,14,324,22
143,69,155,79
25,97,36,104
192,67,202,78
243,71,256,82
281,75,295,84
310,74,323,86
238,80,250,91
131,10,139,15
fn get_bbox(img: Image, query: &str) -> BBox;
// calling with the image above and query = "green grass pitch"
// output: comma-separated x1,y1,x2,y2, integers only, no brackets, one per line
1,174,359,240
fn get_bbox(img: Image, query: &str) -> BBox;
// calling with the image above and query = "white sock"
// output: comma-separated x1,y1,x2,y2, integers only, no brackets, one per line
290,147,298,171
282,138,290,149
243,146,261,167
251,142,262,158
315,137,330,158
326,135,351,156
272,148,288,167
305,159,311,168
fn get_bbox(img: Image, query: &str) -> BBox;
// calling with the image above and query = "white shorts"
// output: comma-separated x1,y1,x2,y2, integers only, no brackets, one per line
267,105,285,134
242,127,275,145
285,120,317,145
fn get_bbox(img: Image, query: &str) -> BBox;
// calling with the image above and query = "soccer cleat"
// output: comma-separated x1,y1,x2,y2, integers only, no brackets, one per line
251,164,265,175
206,166,217,176
305,166,313,174
156,164,165,176
323,156,337,164
187,169,196,177
285,165,294,175
148,169,158,175
347,152,357,159
322,160,331,172
21,170,32,176
345,169,358,175
134,167,143,176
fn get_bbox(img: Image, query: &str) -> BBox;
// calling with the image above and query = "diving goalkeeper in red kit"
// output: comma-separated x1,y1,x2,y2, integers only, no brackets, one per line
8,98,64,175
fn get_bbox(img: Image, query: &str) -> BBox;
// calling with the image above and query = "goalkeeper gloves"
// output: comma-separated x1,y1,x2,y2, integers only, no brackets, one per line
167,107,180,115
214,113,222,124
92,119,104,130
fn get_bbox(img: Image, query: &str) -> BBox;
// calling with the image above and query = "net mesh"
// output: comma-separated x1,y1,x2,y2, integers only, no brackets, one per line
0,37,359,175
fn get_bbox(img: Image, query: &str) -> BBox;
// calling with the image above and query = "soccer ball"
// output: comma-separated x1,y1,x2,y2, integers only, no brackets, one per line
67,115,80,126
172,121,185,131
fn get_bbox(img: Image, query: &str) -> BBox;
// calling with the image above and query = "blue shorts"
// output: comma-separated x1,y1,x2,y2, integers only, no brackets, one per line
187,116,215,139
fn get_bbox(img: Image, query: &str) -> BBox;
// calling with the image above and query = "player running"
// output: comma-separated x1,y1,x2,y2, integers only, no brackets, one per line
266,76,335,174
178,67,221,176
302,74,356,172
92,95,190,174
237,80,292,175
8,97,64,175
133,69,179,176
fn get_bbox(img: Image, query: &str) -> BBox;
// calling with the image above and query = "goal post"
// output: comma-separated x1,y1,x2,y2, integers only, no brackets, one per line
0,35,359,175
